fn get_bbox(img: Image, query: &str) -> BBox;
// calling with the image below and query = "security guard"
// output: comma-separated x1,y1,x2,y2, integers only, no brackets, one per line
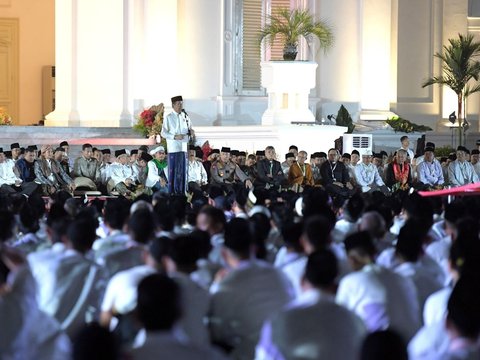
211,147,253,192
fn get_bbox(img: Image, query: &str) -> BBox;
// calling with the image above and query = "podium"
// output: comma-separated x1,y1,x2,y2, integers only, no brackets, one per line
261,61,318,126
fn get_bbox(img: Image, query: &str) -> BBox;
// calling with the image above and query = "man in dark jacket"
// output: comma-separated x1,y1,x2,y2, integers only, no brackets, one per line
320,148,354,202
255,146,286,190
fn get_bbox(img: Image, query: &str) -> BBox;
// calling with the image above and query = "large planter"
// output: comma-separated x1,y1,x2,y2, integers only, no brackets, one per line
261,61,318,126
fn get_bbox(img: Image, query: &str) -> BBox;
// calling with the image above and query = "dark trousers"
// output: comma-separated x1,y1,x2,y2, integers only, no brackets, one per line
325,183,354,203
167,152,187,195
0,182,38,196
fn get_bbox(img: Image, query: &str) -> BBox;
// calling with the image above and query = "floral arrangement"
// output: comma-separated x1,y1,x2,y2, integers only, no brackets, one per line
133,103,164,137
386,116,432,133
0,107,12,126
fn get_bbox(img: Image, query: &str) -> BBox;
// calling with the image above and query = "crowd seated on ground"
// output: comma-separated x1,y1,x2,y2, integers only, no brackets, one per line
2,136,480,359
2,136,480,201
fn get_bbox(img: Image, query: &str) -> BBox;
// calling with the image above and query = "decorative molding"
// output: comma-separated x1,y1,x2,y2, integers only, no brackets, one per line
0,0,12,7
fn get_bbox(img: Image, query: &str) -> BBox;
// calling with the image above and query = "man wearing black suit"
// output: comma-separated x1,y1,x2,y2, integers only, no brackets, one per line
255,146,286,190
320,148,354,202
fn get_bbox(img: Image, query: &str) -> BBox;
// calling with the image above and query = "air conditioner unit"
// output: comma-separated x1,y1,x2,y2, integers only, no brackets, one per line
342,134,372,155
42,65,55,117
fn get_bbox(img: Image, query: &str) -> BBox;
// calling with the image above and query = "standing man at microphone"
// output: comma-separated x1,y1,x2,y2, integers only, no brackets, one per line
161,95,194,194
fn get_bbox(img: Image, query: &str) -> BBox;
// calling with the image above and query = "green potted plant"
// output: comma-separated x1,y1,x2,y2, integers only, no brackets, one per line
259,8,334,61
422,33,480,145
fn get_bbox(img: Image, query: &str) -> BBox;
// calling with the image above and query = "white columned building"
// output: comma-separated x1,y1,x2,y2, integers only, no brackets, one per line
45,0,479,138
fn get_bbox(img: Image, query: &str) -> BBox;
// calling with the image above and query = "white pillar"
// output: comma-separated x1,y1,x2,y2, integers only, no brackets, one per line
46,0,180,127
318,0,395,118
317,0,361,103
360,0,393,111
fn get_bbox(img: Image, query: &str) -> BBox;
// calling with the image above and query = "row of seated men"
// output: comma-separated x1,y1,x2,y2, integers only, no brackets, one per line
1,139,480,201
1,178,480,359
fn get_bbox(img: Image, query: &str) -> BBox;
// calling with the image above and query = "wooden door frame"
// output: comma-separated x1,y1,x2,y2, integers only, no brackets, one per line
0,18,19,124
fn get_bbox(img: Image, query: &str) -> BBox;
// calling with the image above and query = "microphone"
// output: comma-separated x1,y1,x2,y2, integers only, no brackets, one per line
182,109,191,137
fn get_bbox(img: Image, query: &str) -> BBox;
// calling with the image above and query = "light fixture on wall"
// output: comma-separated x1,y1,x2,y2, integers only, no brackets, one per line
448,111,458,148
448,111,457,124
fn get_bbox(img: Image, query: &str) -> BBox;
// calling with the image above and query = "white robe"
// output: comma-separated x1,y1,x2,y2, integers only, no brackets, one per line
336,263,421,341
447,160,479,187
130,331,227,360
0,265,71,360
109,162,135,186
394,262,444,314
28,246,107,338
209,260,294,360
274,249,307,299
161,111,191,153
255,289,366,360
146,160,168,188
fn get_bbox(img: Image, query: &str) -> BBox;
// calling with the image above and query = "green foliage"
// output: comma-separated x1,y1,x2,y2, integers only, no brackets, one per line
259,8,334,51
385,116,432,133
434,145,455,158
336,105,355,134
422,34,480,96
422,33,480,145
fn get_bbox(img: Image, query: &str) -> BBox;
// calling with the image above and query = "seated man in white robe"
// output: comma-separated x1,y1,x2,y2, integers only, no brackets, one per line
162,234,211,347
354,150,389,195
100,208,156,279
417,146,444,189
0,244,71,359
101,235,210,347
274,222,307,298
447,146,479,187
439,277,480,359
393,220,443,313
129,273,227,360
109,149,137,197
146,146,169,194
408,231,476,360
92,198,132,261
187,146,208,193
425,201,466,286
331,193,364,243
209,218,294,359
27,217,107,339
336,231,421,341
256,249,366,360
300,214,351,278
98,148,113,185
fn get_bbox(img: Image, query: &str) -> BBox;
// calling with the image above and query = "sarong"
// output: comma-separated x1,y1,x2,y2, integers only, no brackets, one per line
167,151,187,194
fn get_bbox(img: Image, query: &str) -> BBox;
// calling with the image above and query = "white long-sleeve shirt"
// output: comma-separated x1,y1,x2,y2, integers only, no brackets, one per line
109,162,135,186
336,263,421,341
447,160,479,187
354,162,384,188
255,289,366,360
146,161,168,188
0,159,22,185
161,111,191,153
187,160,208,185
